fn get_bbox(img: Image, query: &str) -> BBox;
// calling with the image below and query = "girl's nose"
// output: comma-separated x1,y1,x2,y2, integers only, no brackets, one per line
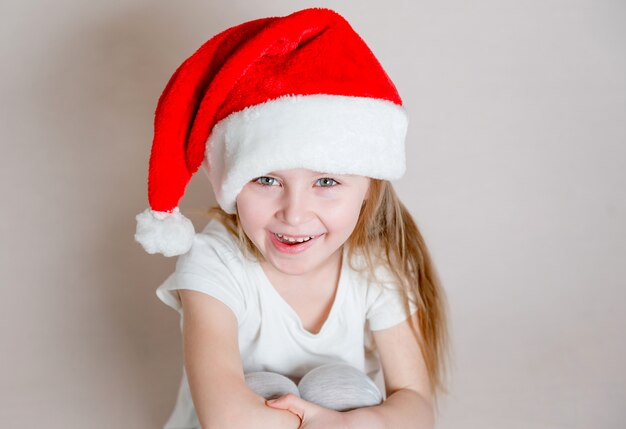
279,189,313,226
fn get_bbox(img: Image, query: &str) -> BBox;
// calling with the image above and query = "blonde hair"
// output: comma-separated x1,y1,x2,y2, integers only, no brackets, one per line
206,179,450,402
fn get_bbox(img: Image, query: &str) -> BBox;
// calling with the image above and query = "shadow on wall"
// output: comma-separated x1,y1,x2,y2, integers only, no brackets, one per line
38,2,243,426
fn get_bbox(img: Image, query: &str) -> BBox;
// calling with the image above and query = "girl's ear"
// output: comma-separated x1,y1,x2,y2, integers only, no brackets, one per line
362,192,369,207
364,179,372,201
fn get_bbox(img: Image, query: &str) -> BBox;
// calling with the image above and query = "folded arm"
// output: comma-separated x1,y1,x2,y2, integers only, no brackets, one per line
344,313,435,429
179,289,301,429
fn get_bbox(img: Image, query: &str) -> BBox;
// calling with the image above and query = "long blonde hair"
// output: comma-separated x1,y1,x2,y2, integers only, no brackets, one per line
206,179,450,401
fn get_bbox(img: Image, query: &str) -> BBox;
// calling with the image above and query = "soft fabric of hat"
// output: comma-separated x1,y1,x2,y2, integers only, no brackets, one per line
135,7,408,256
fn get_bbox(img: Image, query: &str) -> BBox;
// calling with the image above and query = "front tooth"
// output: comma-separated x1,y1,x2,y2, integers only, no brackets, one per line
275,233,314,243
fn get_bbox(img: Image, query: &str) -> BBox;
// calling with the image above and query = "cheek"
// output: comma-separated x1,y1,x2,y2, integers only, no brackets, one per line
237,191,262,226
321,197,364,232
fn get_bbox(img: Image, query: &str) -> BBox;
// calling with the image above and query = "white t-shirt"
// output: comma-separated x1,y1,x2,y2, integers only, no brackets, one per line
156,219,417,429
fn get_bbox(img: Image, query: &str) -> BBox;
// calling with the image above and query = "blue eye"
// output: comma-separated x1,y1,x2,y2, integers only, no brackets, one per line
316,178,338,187
255,176,280,186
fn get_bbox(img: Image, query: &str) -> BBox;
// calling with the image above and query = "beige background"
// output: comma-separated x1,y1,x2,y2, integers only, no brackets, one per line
1,0,624,427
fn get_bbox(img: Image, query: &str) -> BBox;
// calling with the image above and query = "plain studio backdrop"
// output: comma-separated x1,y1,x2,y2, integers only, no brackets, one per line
1,0,624,428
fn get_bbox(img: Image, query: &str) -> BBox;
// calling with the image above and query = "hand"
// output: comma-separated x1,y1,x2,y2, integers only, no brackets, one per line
265,394,349,429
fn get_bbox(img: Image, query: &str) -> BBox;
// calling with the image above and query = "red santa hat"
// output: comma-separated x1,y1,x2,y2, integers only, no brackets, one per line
135,7,408,256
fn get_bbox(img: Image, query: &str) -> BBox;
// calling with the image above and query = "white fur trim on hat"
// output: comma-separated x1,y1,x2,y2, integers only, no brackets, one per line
134,207,195,256
202,94,408,214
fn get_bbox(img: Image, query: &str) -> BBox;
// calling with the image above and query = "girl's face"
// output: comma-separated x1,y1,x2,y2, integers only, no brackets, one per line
236,168,370,279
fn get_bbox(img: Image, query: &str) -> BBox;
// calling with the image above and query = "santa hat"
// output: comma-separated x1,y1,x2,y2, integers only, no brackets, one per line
135,7,408,257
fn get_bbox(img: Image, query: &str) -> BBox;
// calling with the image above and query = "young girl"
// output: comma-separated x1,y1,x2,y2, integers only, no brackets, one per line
135,8,449,429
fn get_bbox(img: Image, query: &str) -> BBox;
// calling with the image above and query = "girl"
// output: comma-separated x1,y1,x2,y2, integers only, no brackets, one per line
135,8,449,429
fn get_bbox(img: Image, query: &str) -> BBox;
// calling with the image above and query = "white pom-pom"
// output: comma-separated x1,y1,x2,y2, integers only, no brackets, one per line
134,207,195,257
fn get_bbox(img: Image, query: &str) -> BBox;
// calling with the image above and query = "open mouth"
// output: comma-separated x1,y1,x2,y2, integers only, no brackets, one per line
269,231,323,253
273,232,316,244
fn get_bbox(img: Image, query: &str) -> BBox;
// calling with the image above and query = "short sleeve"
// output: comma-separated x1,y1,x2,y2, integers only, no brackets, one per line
156,228,248,324
365,266,418,331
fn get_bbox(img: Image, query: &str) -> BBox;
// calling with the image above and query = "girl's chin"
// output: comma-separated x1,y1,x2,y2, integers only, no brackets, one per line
262,258,317,277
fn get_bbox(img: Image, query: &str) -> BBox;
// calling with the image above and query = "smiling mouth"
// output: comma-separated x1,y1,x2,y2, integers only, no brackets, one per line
273,232,319,244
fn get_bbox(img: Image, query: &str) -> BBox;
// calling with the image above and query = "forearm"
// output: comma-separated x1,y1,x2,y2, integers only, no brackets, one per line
197,386,301,429
343,388,434,429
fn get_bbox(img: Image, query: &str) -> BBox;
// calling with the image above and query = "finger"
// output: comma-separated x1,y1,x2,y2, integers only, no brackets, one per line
265,394,304,421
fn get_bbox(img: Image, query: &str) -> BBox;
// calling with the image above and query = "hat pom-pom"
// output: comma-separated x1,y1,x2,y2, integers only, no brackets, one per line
135,207,195,257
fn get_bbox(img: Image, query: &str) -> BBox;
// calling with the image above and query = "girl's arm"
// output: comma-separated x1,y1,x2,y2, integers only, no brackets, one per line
179,289,301,429
343,312,435,429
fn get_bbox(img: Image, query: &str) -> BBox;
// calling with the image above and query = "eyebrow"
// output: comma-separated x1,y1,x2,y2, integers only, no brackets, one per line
266,171,347,178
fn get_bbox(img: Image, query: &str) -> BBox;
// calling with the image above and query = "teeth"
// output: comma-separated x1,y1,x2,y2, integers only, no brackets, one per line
275,233,315,243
